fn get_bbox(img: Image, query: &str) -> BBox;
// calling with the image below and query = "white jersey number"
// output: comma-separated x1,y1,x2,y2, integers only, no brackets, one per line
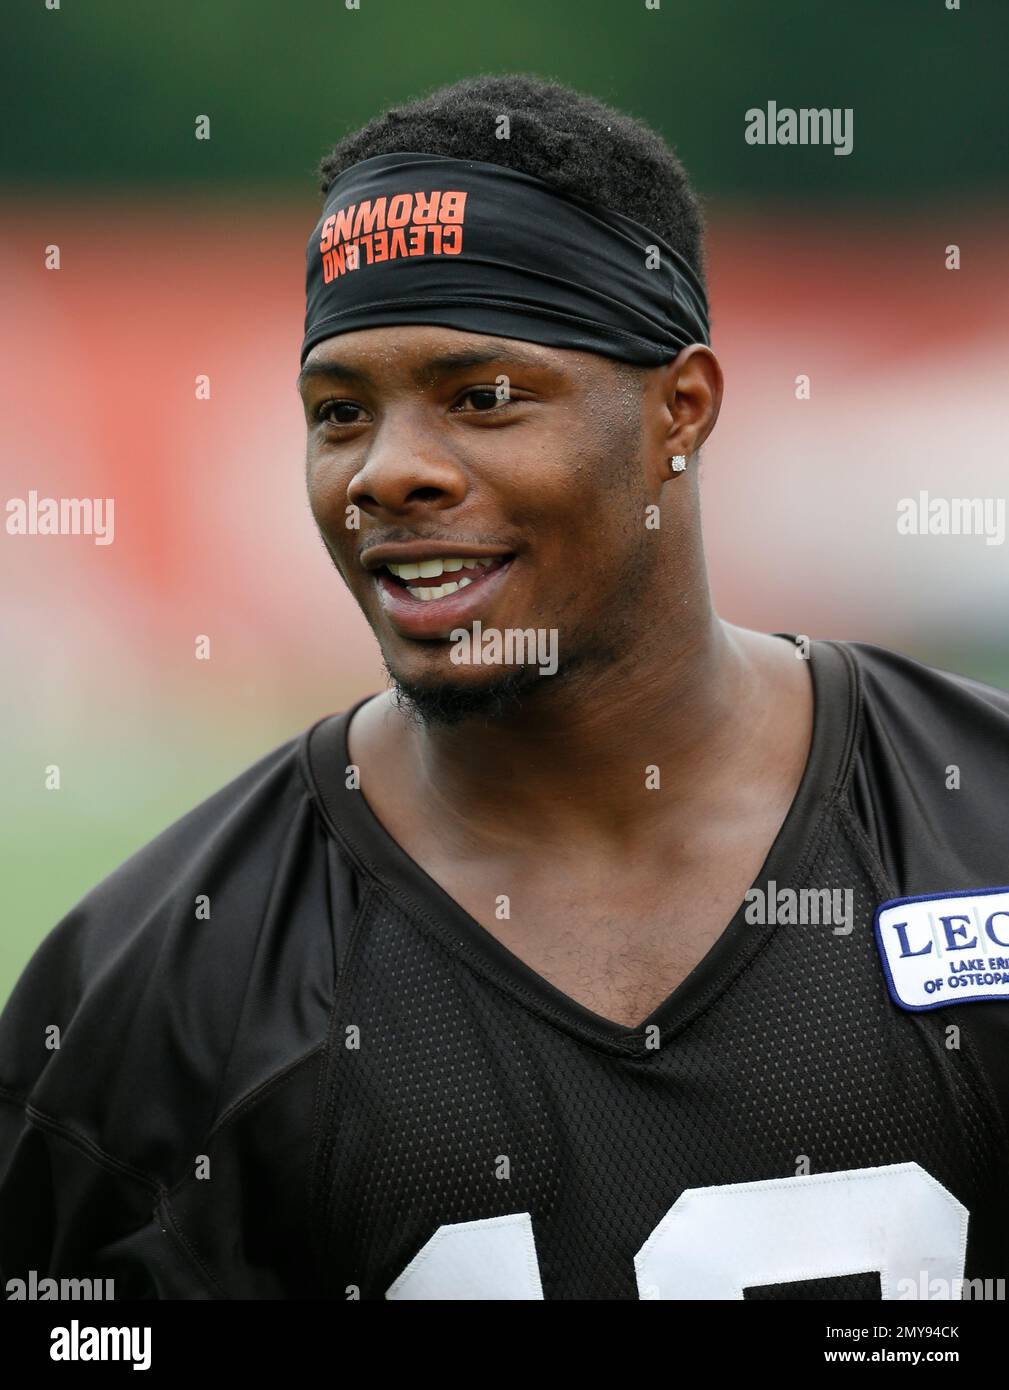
386,1162,968,1300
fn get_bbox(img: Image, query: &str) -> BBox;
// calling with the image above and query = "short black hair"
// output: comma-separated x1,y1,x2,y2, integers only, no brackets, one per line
316,72,706,293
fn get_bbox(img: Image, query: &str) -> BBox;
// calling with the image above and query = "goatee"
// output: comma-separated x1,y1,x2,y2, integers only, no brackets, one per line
386,661,546,728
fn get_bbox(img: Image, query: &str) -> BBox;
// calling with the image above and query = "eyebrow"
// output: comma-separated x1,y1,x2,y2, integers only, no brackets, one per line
296,346,561,393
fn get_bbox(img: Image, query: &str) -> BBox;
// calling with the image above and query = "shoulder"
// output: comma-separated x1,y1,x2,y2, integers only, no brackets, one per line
830,639,1009,892
841,637,1009,727
0,719,360,1184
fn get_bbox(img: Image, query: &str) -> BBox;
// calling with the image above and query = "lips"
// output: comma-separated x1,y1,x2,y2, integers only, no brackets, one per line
384,554,506,600
374,555,515,640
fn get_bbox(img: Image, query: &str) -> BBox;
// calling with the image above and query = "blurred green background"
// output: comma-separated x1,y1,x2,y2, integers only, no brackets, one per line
3,0,1008,1004
5,0,1008,197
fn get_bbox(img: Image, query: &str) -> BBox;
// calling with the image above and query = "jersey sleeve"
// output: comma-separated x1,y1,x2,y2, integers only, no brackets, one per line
845,639,1009,895
0,730,340,1298
842,639,1009,1136
0,1089,165,1296
0,887,177,1295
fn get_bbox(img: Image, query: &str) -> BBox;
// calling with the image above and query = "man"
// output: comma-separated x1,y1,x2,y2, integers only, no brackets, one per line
2,73,1008,1301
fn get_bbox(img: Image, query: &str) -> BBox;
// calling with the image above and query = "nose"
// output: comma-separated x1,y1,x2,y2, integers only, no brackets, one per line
347,420,469,519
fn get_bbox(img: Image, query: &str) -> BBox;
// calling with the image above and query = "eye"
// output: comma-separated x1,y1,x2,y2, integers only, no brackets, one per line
452,387,517,413
314,399,367,426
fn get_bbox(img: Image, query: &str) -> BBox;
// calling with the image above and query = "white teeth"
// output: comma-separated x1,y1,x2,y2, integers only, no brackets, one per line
386,555,503,581
402,574,475,603
406,580,460,602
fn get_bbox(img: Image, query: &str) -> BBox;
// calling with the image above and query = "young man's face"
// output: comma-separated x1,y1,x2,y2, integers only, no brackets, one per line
299,325,668,723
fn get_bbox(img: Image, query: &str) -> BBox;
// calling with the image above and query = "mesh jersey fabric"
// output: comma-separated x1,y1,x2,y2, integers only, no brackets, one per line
1,636,1008,1299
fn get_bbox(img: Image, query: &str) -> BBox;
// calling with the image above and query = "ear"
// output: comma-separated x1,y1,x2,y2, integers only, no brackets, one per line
654,345,724,462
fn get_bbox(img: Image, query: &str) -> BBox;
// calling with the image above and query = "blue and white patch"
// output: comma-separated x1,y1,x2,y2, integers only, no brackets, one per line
875,885,1009,1010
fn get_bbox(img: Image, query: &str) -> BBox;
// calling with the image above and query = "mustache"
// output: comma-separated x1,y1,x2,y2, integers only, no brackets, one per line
315,522,512,574
356,528,511,556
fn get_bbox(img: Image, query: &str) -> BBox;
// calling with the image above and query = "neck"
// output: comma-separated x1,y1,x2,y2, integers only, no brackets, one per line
388,604,791,861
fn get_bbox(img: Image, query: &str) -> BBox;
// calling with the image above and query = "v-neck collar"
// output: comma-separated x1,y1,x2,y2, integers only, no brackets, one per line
301,637,859,1056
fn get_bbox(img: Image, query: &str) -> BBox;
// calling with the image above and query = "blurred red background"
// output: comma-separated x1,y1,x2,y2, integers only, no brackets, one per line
3,195,1007,997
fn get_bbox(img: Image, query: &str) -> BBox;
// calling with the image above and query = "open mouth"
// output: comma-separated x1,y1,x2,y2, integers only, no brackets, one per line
380,554,513,603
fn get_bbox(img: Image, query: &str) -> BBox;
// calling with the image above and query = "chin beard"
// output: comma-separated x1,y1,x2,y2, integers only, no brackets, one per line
385,660,549,729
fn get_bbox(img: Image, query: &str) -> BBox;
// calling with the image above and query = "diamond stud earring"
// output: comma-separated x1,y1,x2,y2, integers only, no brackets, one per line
669,455,687,473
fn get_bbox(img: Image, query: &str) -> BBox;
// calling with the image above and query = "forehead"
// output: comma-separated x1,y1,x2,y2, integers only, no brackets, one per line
298,325,615,390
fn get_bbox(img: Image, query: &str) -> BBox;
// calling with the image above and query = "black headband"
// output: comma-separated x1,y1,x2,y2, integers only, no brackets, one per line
301,151,710,368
